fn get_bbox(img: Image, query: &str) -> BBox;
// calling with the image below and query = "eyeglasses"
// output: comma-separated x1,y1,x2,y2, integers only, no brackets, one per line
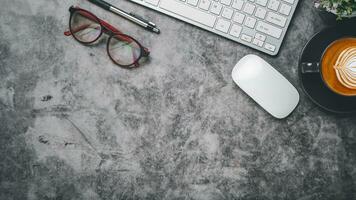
64,6,150,68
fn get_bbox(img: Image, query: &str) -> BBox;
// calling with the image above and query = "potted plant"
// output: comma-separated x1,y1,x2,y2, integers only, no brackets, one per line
314,0,356,19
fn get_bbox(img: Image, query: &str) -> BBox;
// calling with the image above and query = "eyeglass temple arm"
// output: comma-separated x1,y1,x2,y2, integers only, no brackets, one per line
99,19,122,34
64,10,123,36
64,24,92,36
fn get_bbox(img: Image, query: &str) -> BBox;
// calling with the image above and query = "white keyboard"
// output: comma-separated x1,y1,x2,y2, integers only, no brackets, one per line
127,0,299,55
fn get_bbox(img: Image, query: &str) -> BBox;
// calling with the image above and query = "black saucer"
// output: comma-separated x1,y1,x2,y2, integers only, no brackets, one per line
299,18,356,114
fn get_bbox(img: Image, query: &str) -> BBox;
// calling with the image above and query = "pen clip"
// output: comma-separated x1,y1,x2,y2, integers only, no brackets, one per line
88,0,111,10
129,12,156,27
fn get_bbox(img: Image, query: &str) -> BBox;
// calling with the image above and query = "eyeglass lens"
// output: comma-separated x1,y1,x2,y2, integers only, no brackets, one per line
70,11,102,43
108,35,142,66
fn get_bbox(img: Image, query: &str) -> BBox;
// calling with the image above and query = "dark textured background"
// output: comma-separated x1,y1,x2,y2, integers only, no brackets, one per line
1,0,356,199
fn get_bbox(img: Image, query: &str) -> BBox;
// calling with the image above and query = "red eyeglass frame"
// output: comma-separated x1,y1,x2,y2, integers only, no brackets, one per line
64,6,150,68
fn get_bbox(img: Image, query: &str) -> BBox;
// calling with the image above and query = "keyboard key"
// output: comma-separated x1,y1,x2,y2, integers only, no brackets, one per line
233,12,245,24
243,3,255,15
222,7,234,19
199,0,211,10
244,16,256,28
241,34,252,42
160,0,217,27
268,0,280,11
282,0,294,4
229,24,242,38
145,0,160,6
266,12,287,27
221,0,232,5
215,18,231,33
255,7,267,19
210,2,223,15
232,0,244,10
256,21,282,38
279,4,291,15
264,43,276,52
256,0,268,6
255,33,266,41
187,0,199,6
252,38,264,46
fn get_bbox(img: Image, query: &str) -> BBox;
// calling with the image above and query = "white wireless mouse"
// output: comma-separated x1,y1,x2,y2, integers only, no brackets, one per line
232,54,299,119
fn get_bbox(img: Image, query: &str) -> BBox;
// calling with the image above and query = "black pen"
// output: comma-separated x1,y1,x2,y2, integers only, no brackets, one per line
88,0,160,34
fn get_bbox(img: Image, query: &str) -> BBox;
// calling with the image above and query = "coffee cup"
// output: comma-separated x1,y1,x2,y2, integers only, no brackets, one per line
301,37,356,97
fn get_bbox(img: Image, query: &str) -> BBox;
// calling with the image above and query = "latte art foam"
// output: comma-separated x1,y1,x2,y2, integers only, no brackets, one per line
333,47,356,89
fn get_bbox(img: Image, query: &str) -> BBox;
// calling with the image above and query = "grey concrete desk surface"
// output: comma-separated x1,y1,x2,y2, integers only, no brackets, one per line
0,0,355,199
